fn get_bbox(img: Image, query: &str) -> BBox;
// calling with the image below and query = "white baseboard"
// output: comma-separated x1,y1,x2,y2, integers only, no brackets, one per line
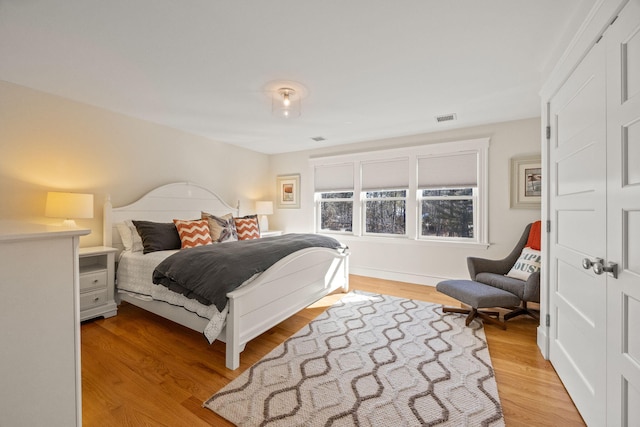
349,266,458,287
537,325,549,360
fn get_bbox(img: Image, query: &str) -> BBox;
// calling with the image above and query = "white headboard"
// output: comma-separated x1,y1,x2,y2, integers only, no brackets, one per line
103,182,239,252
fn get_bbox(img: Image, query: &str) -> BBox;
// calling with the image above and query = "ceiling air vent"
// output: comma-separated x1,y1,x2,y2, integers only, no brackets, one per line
435,113,457,123
311,136,326,142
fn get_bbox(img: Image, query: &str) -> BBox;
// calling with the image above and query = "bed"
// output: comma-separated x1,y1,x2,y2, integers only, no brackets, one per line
103,182,349,370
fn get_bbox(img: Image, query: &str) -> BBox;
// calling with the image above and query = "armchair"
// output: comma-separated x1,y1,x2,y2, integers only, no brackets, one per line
467,222,540,321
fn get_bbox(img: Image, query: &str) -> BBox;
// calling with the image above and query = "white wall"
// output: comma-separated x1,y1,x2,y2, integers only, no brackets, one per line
269,118,542,285
0,80,542,284
0,81,270,247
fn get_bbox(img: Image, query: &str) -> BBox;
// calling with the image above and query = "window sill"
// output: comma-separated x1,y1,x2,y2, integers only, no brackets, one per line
318,232,490,249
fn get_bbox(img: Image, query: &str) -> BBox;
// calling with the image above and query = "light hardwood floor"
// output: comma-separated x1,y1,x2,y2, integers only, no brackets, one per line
81,275,585,426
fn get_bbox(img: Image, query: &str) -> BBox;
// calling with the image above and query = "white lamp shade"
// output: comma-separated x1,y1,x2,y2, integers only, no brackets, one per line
45,192,94,219
255,201,274,215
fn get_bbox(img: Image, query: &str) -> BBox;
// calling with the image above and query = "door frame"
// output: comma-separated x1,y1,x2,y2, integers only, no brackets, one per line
538,0,629,358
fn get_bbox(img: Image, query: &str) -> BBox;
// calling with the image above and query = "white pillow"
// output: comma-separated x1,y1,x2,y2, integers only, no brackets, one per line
116,220,143,252
506,247,541,281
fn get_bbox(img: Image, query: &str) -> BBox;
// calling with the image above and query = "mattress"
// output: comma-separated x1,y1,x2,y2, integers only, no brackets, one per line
116,250,227,342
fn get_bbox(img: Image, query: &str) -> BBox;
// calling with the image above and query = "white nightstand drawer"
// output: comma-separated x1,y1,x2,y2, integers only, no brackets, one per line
80,289,108,310
80,270,107,292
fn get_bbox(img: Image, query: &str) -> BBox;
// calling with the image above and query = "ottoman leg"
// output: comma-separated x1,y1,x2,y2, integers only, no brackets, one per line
442,306,480,326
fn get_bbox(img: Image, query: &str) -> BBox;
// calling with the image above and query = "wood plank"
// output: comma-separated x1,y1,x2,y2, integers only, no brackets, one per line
82,275,585,426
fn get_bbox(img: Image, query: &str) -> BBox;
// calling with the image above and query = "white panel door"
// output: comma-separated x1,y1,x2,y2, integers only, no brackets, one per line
548,38,607,427
606,2,640,425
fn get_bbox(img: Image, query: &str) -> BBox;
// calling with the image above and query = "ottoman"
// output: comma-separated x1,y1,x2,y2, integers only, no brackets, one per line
436,279,522,329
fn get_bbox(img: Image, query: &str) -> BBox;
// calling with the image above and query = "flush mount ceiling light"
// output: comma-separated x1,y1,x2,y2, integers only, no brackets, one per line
272,87,301,118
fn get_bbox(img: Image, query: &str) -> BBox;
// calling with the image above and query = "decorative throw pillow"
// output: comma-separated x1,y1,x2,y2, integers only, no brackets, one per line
173,219,213,249
132,220,182,254
234,215,260,240
202,212,238,243
506,247,542,281
525,220,542,251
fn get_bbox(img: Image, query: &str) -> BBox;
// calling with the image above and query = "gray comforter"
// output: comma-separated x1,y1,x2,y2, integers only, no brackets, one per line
152,233,343,311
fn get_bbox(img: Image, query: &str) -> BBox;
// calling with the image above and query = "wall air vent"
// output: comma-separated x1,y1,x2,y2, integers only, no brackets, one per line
311,136,326,142
435,113,457,123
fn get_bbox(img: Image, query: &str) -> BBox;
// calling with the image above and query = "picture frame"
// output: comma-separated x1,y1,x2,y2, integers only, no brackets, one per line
510,155,542,209
276,174,300,209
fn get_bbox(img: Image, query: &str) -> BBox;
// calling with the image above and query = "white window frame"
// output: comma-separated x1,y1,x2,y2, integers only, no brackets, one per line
362,189,408,237
309,137,489,247
417,187,478,241
316,191,355,234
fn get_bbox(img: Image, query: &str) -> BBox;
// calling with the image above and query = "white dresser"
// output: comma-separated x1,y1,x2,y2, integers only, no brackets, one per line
0,222,89,427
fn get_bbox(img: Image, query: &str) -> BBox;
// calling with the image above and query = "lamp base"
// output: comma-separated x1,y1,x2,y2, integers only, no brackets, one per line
259,215,269,232
62,219,78,227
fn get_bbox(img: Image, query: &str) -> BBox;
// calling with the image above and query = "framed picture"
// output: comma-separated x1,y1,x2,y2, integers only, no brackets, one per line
510,155,542,209
276,174,300,209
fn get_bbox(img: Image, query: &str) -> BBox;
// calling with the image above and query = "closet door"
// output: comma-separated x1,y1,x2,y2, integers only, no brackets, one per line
606,2,640,424
548,37,607,427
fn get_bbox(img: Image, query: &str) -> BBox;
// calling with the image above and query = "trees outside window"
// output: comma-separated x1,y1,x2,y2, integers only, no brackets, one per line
319,192,353,232
364,190,406,235
419,188,475,239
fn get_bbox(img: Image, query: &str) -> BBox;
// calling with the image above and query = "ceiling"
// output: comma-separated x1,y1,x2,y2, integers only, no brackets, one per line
0,0,592,154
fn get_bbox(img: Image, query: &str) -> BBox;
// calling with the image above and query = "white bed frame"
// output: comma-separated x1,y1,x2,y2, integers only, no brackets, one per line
103,182,349,370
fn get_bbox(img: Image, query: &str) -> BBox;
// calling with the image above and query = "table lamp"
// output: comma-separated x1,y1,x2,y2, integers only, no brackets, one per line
255,201,273,232
45,191,94,227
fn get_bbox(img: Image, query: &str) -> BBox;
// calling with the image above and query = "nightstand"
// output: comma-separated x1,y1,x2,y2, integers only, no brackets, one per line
78,246,117,321
260,230,283,237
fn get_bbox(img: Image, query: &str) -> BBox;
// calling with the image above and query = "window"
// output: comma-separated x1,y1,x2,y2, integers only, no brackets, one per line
318,191,353,232
361,158,409,236
417,152,479,242
314,163,354,234
310,137,489,245
364,190,406,235
419,188,475,239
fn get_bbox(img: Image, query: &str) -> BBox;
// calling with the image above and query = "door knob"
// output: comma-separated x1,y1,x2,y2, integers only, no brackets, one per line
582,257,618,279
582,258,595,269
592,260,618,278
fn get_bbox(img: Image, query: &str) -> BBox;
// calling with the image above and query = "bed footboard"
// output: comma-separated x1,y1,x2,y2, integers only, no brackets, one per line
224,247,349,370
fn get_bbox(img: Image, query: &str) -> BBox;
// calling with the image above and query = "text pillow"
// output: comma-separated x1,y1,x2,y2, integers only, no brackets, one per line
506,247,542,281
173,219,213,249
234,215,260,240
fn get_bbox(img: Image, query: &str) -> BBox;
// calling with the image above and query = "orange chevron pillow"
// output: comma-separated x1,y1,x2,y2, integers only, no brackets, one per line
173,219,213,249
234,215,261,240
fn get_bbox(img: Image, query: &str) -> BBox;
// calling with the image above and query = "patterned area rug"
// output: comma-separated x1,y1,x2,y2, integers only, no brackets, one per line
205,291,504,426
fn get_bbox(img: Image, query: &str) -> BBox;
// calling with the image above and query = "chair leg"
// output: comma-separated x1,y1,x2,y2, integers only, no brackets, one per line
503,301,540,321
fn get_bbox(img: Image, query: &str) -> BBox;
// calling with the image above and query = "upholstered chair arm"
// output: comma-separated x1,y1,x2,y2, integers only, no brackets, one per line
466,223,533,280
522,271,541,303
467,256,512,279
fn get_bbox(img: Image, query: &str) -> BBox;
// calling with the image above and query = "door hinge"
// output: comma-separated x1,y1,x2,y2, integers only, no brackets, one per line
546,314,551,327
546,125,551,139
546,220,551,233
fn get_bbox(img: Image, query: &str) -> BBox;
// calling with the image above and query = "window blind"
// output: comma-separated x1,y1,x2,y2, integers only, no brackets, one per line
314,164,354,192
418,153,478,188
361,158,410,191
